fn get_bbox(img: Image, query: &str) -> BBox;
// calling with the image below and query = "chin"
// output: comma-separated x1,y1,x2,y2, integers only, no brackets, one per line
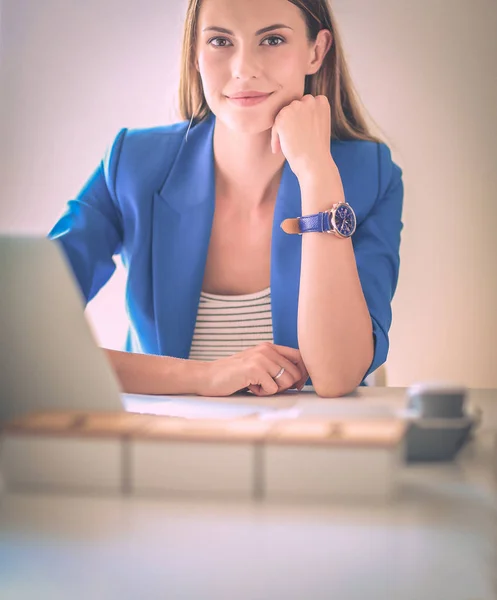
217,106,277,136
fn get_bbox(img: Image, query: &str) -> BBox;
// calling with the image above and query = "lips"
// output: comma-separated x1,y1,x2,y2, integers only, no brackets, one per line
226,92,273,107
228,91,271,99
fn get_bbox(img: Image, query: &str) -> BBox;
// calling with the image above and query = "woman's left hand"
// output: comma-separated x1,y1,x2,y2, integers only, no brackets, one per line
271,94,333,181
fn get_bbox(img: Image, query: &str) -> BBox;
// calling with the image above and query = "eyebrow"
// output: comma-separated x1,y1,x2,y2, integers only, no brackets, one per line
202,24,293,36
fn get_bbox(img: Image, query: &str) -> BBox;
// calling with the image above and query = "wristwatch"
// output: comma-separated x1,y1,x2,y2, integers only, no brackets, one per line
280,202,356,238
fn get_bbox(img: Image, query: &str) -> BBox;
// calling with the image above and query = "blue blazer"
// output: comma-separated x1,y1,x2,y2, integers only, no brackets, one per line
48,112,403,386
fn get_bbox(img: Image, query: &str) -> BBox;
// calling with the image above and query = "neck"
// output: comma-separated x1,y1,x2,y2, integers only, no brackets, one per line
213,118,286,209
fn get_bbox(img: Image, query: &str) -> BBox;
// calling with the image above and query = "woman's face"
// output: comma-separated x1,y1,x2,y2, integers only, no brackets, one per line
196,0,330,134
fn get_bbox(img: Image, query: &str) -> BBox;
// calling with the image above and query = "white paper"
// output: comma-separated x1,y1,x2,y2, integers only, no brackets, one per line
121,393,278,420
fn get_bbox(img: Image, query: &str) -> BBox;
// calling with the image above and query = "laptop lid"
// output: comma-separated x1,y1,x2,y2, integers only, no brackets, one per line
0,235,124,423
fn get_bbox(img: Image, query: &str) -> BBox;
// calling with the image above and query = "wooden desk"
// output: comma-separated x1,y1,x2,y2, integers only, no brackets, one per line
1,388,496,600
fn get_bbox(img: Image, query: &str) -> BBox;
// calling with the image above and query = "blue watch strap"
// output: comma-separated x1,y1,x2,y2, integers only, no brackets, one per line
299,211,333,233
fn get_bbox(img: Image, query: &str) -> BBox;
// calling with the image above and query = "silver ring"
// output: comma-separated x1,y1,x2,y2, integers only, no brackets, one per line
273,367,285,381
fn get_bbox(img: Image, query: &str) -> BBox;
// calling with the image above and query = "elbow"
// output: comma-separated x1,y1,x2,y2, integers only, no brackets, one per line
311,363,369,398
312,375,360,399
303,342,375,398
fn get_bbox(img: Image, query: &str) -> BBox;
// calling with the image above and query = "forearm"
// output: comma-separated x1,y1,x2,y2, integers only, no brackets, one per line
103,349,207,395
297,163,374,397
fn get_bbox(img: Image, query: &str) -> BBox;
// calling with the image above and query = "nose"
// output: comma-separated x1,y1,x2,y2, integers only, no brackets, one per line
231,45,262,80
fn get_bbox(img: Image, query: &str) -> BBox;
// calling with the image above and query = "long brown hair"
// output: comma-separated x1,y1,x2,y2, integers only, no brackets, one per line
178,0,384,143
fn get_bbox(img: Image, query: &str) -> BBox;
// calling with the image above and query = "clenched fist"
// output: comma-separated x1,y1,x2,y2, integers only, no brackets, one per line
196,343,309,397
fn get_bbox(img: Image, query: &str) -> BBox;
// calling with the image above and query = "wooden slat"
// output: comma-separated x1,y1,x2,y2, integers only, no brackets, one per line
1,412,406,447
266,419,406,448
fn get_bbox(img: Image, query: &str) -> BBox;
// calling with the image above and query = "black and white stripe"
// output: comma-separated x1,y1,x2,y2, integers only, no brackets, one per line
188,287,273,361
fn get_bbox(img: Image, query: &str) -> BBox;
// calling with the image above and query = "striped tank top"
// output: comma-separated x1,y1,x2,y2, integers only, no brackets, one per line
188,287,273,361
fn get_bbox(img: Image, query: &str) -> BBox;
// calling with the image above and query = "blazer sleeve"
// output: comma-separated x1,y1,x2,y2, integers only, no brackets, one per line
353,142,404,380
47,129,127,304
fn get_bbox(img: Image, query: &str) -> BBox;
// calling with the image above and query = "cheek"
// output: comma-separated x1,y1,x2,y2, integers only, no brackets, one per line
270,54,309,105
275,50,307,80
266,50,309,92
197,52,227,89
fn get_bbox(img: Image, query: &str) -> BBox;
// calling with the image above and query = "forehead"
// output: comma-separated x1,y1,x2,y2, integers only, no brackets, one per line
197,0,305,31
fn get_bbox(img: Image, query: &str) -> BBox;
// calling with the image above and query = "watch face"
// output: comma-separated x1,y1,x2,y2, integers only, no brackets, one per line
333,204,356,237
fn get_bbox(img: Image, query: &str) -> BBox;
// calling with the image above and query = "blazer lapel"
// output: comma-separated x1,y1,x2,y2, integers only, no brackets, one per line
151,115,216,358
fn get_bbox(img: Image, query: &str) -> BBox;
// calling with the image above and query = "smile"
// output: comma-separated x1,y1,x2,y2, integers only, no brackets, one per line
226,93,272,107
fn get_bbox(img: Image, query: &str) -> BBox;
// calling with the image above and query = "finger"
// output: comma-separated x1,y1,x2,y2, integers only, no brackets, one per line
243,355,280,396
252,356,293,394
263,353,302,389
293,357,308,385
249,353,299,395
269,344,302,363
269,365,296,392
294,360,309,387
286,369,307,391
294,369,309,390
278,353,308,390
268,345,308,382
247,383,274,396
256,370,280,396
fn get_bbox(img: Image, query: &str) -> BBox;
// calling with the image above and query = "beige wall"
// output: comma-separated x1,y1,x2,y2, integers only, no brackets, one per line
1,0,496,387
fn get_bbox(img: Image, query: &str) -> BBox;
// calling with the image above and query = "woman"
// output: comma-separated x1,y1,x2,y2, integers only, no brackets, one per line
48,0,404,398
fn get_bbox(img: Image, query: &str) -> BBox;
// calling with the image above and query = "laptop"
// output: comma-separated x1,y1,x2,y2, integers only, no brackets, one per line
0,235,124,423
0,235,279,423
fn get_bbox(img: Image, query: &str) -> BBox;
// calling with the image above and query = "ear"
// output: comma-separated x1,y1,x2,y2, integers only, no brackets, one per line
306,29,333,76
